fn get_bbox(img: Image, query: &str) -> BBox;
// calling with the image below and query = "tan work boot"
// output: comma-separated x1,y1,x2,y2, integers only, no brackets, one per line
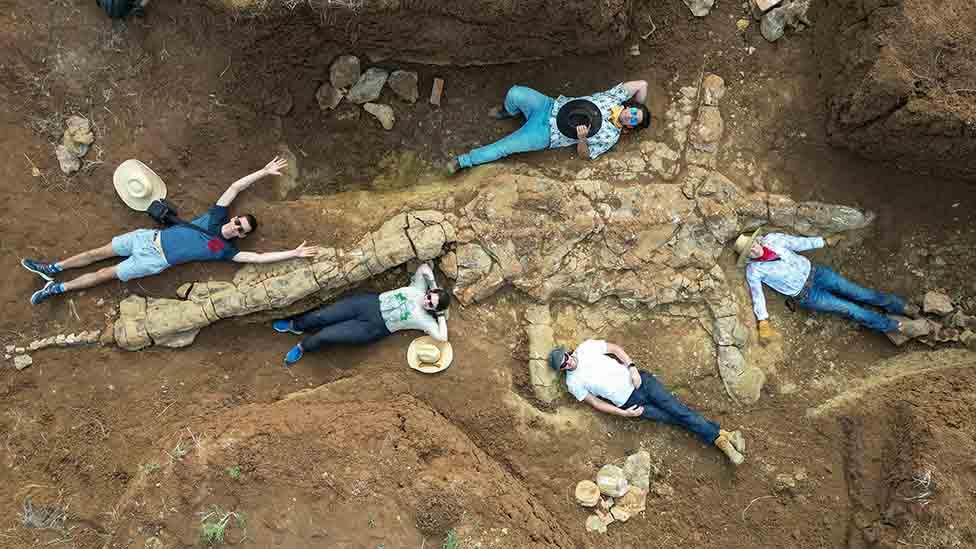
720,429,746,454
715,434,744,465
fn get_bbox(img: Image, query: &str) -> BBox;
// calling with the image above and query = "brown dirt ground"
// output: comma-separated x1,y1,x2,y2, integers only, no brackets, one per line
2,1,976,548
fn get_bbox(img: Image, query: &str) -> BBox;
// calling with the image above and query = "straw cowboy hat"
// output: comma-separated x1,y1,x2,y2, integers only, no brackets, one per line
734,227,763,267
113,159,167,212
407,336,454,374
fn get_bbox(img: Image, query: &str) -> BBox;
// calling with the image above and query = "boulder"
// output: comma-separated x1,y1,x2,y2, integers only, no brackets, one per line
14,355,33,370
623,450,652,490
347,68,389,104
62,115,94,157
596,464,629,497
575,480,601,507
610,487,646,522
682,0,715,17
923,291,954,316
316,82,343,111
761,5,788,42
584,514,608,534
388,70,419,103
329,55,361,90
363,103,395,130
56,145,81,175
702,74,726,106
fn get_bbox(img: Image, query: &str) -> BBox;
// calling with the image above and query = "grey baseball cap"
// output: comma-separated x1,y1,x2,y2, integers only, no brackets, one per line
548,346,568,372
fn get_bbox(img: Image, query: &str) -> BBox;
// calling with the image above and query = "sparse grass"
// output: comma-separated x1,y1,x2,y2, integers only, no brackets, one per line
225,466,242,480
170,438,190,461
199,506,247,546
442,529,459,549
141,462,161,475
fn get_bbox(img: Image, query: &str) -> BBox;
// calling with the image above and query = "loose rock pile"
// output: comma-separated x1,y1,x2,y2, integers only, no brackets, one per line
575,451,657,534
888,290,976,348
5,329,105,371
316,54,419,130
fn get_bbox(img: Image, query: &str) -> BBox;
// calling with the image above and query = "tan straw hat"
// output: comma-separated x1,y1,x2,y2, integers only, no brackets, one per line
113,159,167,212
407,336,454,374
734,227,763,267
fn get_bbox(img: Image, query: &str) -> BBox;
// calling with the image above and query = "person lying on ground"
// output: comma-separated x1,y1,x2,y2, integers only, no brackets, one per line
443,81,651,174
22,157,321,305
549,340,747,465
272,263,450,366
734,229,929,344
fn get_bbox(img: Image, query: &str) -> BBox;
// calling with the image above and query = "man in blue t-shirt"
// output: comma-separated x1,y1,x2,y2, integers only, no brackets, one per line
22,157,321,305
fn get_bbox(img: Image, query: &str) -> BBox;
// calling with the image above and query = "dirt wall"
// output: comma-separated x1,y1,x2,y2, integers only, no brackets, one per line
221,0,632,65
814,0,976,181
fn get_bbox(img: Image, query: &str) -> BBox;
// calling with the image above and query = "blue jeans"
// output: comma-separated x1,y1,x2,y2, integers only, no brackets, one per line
796,265,904,332
458,86,554,168
292,294,391,352
622,371,720,445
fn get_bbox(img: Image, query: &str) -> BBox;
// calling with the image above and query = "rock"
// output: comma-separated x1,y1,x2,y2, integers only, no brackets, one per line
736,18,751,31
14,355,33,370
623,451,652,490
596,464,629,497
28,341,43,351
585,514,608,534
682,0,715,17
335,104,361,122
691,106,724,148
702,74,726,106
640,141,680,180
923,291,954,316
611,487,647,522
347,67,389,104
793,468,808,482
960,330,976,348
56,145,81,174
62,115,94,157
54,334,67,346
4,345,13,353
575,480,601,507
775,472,797,493
65,334,79,346
438,252,458,280
316,82,343,111
651,481,674,498
750,0,782,19
761,5,788,42
144,536,163,549
363,103,395,130
329,55,361,90
275,145,300,200
598,497,614,511
388,70,419,103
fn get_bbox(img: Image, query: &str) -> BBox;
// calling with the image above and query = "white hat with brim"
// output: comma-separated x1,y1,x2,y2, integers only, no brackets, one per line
113,159,167,212
734,227,763,267
407,336,454,374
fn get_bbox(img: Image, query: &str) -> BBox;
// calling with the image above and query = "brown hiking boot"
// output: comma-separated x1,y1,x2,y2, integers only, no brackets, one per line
720,429,746,454
715,434,744,465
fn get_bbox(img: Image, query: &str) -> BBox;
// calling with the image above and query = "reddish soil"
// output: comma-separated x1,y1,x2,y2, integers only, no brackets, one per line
1,1,976,548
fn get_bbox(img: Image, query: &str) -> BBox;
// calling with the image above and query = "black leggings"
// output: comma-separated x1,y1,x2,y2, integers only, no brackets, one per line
292,294,391,352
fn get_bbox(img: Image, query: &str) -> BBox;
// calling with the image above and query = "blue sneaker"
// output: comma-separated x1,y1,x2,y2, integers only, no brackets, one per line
30,281,62,305
21,259,61,281
272,319,304,335
284,344,304,366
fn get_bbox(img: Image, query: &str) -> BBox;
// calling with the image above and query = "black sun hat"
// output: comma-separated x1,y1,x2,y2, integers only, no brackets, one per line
556,99,603,139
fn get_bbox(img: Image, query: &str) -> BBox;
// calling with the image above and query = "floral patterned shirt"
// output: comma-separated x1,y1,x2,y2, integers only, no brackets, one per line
548,83,633,159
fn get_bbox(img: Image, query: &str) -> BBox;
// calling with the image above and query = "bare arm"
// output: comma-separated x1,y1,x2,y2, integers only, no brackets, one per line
428,315,449,342
605,342,633,366
413,262,438,290
232,241,321,264
583,394,643,417
575,124,591,160
216,157,287,207
622,80,648,103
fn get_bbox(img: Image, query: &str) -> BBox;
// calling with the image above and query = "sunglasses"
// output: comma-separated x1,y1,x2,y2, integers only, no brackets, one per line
624,107,640,127
233,218,247,233
424,291,436,308
561,351,573,369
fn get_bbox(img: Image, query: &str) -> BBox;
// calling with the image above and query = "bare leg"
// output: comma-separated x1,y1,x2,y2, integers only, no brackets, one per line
57,243,117,270
63,266,119,292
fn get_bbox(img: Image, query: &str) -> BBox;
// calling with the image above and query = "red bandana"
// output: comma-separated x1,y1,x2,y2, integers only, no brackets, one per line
756,246,779,262
207,238,226,253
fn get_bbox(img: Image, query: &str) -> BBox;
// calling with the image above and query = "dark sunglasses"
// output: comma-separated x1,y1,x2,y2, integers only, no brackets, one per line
233,218,246,232
561,351,573,369
424,291,435,308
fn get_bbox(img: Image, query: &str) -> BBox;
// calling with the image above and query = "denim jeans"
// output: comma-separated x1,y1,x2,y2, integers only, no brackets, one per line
796,265,904,332
458,86,554,168
292,294,391,352
622,371,720,445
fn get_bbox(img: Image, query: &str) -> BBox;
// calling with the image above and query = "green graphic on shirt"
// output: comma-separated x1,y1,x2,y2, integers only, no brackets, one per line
383,291,412,322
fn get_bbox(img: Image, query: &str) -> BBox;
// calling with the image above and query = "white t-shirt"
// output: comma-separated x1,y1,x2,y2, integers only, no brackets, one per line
565,339,635,407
